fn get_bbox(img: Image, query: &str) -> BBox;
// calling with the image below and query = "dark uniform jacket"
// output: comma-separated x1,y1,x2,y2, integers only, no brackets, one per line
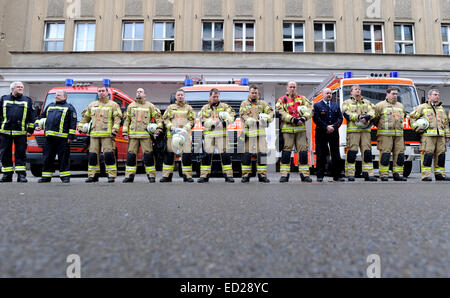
313,100,343,133
37,101,77,139
0,93,35,135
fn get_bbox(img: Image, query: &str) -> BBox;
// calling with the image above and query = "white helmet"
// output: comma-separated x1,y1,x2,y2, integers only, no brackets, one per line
355,121,370,129
204,119,213,130
218,111,230,121
81,121,92,134
414,117,429,130
146,123,158,135
297,105,308,116
38,118,46,130
172,134,185,150
259,113,269,121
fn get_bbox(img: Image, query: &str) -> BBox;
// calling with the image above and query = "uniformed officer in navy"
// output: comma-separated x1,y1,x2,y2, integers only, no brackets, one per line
35,90,77,183
0,81,36,183
312,88,344,182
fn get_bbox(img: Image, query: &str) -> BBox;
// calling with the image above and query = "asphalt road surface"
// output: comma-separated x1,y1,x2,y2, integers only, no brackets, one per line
0,172,448,278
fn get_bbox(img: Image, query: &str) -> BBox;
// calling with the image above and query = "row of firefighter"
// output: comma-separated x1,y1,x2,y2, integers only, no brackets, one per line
1,80,449,184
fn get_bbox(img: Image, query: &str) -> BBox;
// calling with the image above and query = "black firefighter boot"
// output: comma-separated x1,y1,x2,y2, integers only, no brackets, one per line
85,174,99,183
393,173,407,181
17,172,28,183
435,174,450,181
147,175,156,183
0,173,13,183
38,177,51,183
362,172,377,182
300,173,313,183
258,174,270,183
122,174,135,183
279,174,289,183
160,173,173,183
197,176,209,183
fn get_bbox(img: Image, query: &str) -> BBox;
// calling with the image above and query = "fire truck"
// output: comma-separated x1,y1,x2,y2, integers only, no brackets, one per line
174,76,250,177
26,79,136,177
308,72,421,177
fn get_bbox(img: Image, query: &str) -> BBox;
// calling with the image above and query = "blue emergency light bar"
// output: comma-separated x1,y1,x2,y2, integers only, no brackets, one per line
390,72,399,78
240,78,249,86
184,78,193,87
344,72,353,79
103,79,111,87
65,79,74,87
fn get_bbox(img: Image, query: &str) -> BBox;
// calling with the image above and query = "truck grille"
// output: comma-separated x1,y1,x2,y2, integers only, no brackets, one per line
35,135,89,149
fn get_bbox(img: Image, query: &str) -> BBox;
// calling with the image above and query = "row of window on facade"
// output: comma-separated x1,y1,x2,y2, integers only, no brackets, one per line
44,21,450,55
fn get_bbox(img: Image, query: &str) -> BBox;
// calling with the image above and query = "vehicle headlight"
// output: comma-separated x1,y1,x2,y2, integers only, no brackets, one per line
413,146,420,154
27,137,38,147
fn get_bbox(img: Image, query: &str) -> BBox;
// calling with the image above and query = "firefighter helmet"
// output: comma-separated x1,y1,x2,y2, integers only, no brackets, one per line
81,121,92,134
297,105,308,115
146,123,158,135
37,118,46,130
172,134,185,150
414,117,429,130
218,111,230,121
355,120,370,129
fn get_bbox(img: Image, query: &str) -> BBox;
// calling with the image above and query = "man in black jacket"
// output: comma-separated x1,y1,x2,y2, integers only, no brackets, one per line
0,82,35,183
35,90,77,183
313,88,344,182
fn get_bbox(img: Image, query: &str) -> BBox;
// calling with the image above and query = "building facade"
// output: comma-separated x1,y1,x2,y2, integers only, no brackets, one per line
1,0,450,108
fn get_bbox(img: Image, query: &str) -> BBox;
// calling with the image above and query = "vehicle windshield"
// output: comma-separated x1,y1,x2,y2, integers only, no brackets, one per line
43,93,98,121
343,85,419,113
184,91,248,102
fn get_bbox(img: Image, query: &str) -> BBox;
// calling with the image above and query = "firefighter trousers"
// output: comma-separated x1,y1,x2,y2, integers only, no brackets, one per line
88,137,117,178
162,135,192,179
345,132,374,177
42,136,71,179
377,135,405,178
125,138,156,178
420,135,447,179
0,134,27,175
280,132,309,177
242,136,268,178
200,135,233,178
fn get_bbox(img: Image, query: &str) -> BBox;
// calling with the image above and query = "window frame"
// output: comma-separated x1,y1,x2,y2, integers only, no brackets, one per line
233,22,255,52
314,22,336,53
282,22,305,53
43,22,65,52
363,23,385,54
442,24,450,55
152,21,175,52
73,22,96,52
394,23,415,54
201,21,224,52
122,21,144,51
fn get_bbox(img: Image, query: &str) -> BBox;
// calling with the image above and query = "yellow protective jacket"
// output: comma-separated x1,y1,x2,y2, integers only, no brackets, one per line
239,97,274,137
78,96,122,137
373,98,405,136
163,101,195,137
342,97,375,133
409,101,450,137
199,101,236,137
276,93,312,133
122,98,163,138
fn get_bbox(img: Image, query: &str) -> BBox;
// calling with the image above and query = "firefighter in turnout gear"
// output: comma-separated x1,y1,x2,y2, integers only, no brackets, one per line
239,85,274,183
35,90,77,183
373,87,408,181
78,86,122,183
409,89,450,181
198,88,236,183
0,82,36,183
122,88,163,183
276,81,313,183
342,85,377,182
160,89,196,183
